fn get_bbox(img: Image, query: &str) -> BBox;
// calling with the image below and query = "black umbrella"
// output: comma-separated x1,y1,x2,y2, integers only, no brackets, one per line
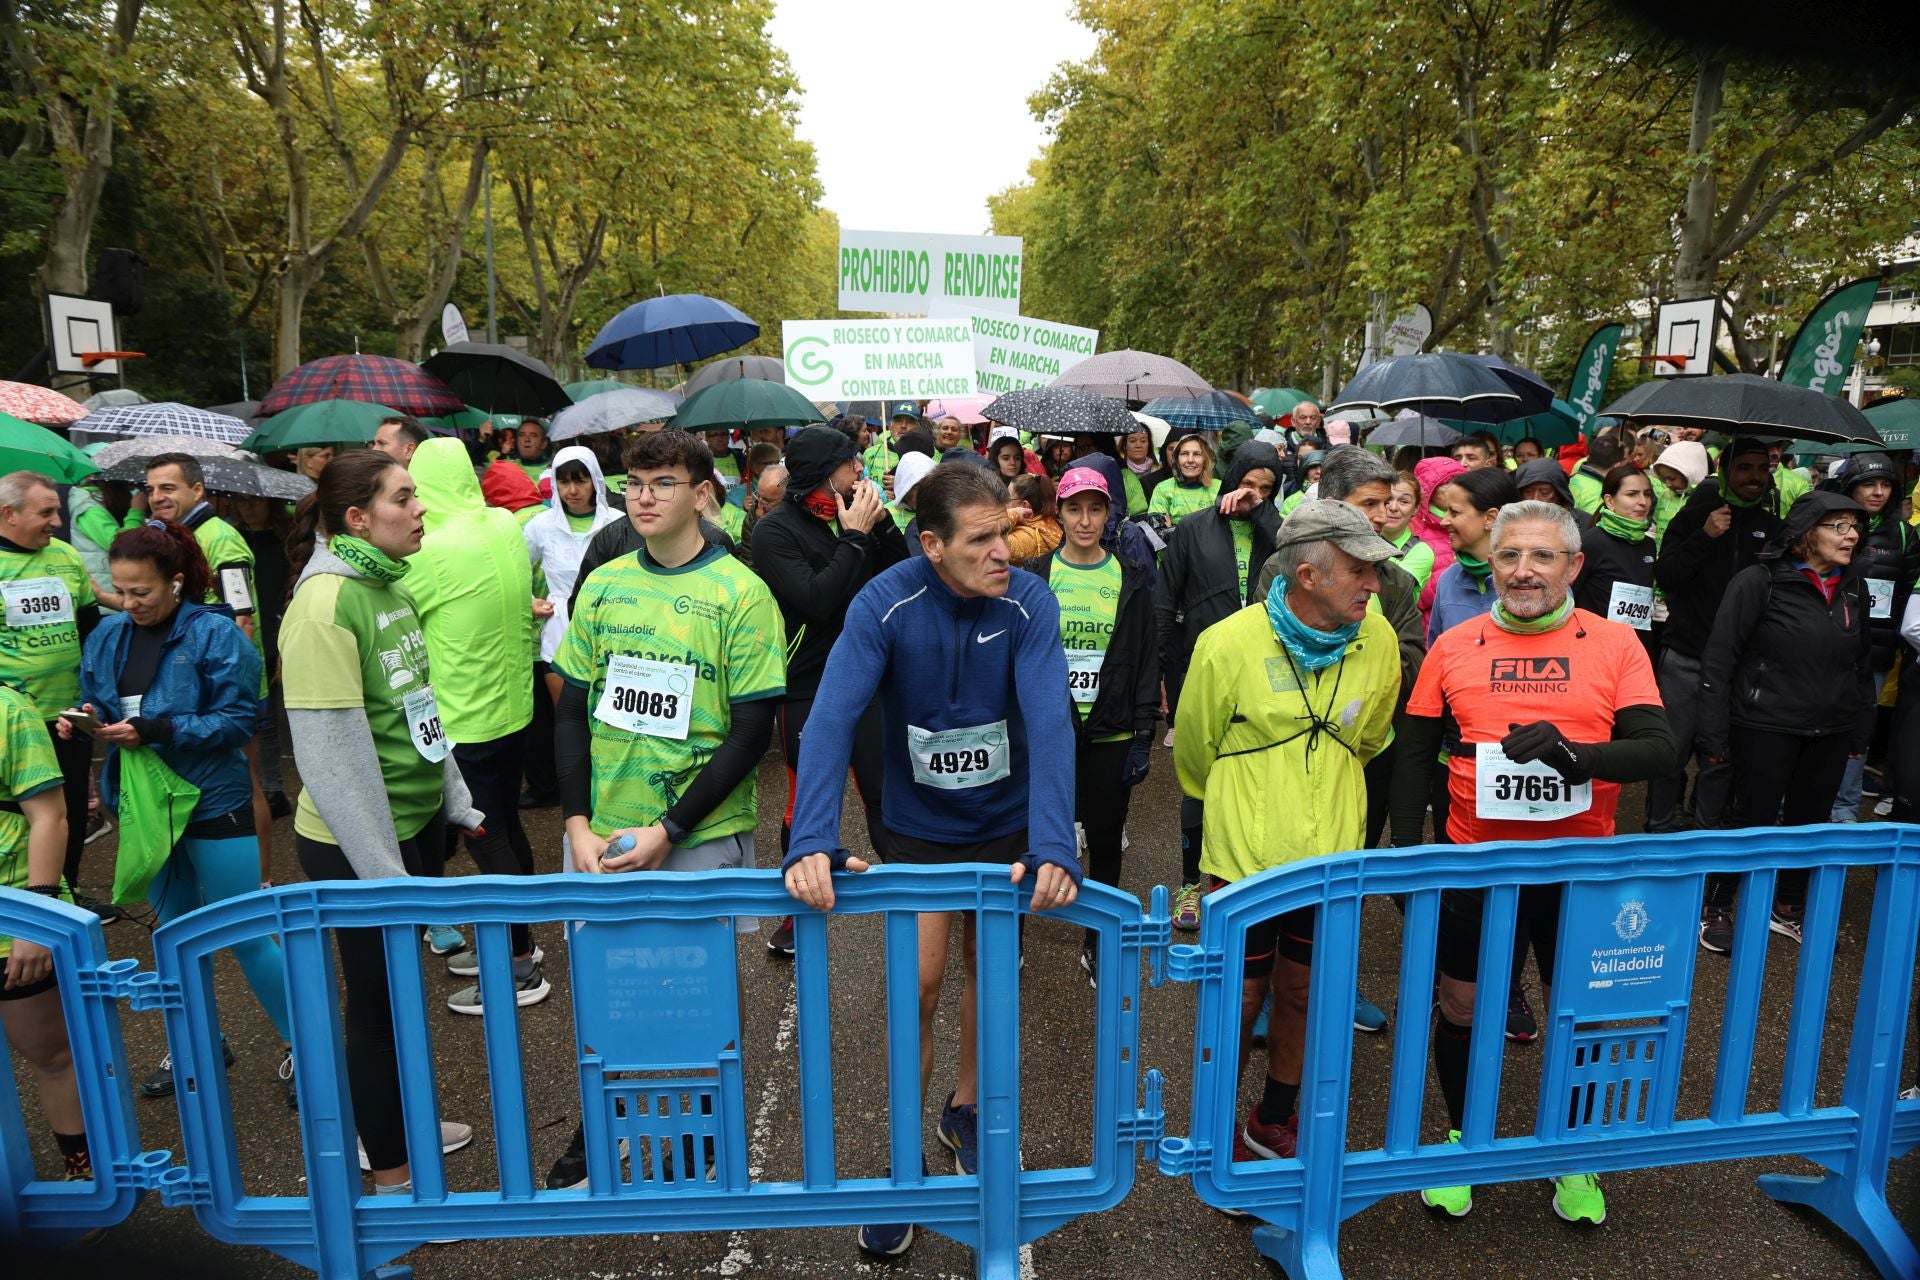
1362,415,1465,449
683,355,784,397
984,386,1140,436
1328,353,1521,423
1463,354,1556,419
101,455,315,501
421,342,570,416
205,400,264,425
1600,374,1884,446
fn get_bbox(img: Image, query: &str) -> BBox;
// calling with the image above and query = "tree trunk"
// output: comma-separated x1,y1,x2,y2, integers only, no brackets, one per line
1671,54,1728,299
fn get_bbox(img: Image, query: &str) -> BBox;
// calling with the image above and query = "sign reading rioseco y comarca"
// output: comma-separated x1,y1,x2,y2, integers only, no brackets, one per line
839,229,1022,316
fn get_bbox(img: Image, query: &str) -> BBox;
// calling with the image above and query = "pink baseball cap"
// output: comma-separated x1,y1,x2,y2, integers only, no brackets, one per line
1055,468,1111,504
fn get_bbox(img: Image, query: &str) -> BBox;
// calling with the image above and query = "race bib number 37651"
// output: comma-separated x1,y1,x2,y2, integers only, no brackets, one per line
1474,743,1592,821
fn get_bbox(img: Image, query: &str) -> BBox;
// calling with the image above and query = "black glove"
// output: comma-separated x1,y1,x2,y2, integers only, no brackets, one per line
1501,721,1598,783
1122,733,1152,787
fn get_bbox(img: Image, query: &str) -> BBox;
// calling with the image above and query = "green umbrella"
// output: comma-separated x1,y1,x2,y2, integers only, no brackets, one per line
566,379,632,401
421,405,493,433
244,399,399,451
0,411,99,482
1863,396,1917,451
1448,398,1583,447
668,378,826,432
1250,387,1313,417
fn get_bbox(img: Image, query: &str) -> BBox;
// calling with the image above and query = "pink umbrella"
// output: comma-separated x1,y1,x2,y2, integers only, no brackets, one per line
924,395,995,425
0,381,87,427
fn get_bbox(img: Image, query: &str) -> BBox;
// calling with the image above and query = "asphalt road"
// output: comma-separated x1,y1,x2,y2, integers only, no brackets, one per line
16,735,1920,1279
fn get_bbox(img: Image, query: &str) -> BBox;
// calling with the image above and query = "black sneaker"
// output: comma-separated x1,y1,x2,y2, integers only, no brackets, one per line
1769,903,1804,945
766,915,795,957
518,788,558,810
1699,907,1733,954
71,892,120,925
1079,943,1097,990
856,1160,926,1257
142,1039,238,1098
1505,988,1538,1043
547,1124,587,1189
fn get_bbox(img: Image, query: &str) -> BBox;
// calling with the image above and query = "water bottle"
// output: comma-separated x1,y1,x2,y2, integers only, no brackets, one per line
600,833,636,862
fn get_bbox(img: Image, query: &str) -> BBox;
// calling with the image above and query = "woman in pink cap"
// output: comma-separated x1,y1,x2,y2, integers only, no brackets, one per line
1409,455,1467,626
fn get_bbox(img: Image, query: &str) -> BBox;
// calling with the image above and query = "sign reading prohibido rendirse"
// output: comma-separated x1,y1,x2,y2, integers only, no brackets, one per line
1557,874,1700,1021
838,229,1022,316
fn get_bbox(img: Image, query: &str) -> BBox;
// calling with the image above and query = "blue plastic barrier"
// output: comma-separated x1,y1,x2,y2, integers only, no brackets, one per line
0,867,1166,1279
1154,824,1920,1279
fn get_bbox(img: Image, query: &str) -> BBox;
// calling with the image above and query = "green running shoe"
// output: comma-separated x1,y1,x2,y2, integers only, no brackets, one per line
1552,1172,1606,1224
1419,1129,1473,1217
1172,882,1203,931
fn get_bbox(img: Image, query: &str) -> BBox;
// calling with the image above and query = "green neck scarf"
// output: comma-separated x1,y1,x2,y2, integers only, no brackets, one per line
1490,595,1574,635
1596,508,1652,542
330,534,409,583
1721,483,1769,510
1455,549,1492,581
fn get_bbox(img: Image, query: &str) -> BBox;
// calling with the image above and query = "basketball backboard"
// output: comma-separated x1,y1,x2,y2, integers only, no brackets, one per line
1652,297,1718,376
46,292,119,377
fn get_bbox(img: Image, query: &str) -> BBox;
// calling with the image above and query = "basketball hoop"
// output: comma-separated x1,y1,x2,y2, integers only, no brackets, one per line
78,351,145,368
1629,354,1690,371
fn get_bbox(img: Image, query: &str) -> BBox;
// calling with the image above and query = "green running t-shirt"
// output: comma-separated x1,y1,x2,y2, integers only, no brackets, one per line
554,543,786,843
1048,551,1130,743
0,537,96,718
1148,478,1220,526
192,513,268,697
1230,518,1255,603
282,573,444,844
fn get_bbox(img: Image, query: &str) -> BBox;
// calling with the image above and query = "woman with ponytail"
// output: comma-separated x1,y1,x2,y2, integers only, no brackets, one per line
279,451,482,1194
68,519,292,1100
1573,465,1659,657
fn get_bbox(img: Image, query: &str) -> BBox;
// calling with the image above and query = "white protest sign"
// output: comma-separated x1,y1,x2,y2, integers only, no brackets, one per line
953,306,1099,395
839,229,1023,316
441,303,469,346
782,319,977,401
1385,304,1433,356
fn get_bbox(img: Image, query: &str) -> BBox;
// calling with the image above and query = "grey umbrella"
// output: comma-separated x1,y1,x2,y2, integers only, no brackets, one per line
984,386,1140,435
1328,353,1521,422
1363,415,1465,449
1053,350,1213,403
101,455,313,501
682,355,785,397
90,436,244,469
1601,373,1883,446
548,386,684,440
83,388,147,410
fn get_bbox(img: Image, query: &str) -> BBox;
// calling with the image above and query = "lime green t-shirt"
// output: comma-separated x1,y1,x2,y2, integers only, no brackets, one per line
193,513,268,697
0,537,96,718
1229,518,1255,604
888,502,914,532
1149,478,1220,526
0,684,65,956
1049,551,1131,744
282,572,444,844
1121,468,1148,517
713,453,742,484
554,544,786,843
713,501,745,541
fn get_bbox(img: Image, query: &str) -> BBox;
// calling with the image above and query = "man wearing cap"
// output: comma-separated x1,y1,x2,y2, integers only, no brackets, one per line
1647,436,1782,834
865,402,922,497
1175,500,1401,1165
752,425,908,955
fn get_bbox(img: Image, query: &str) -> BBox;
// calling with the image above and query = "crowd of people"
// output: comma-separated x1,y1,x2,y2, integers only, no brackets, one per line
1,391,1912,1255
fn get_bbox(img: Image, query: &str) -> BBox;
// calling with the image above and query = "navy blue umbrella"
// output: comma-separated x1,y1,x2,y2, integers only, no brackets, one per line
1463,354,1556,420
586,294,760,371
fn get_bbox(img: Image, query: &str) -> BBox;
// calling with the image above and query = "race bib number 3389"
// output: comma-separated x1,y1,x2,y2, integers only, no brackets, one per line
3,577,73,627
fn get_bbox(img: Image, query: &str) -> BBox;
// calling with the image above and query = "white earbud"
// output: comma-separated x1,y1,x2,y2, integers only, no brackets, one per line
170,581,182,598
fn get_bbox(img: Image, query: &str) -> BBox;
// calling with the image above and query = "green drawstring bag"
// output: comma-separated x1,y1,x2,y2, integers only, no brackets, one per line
112,748,202,906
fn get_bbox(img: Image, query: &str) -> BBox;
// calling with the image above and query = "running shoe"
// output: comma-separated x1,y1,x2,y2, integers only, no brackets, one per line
1874,796,1895,818
1898,1085,1920,1101
71,891,120,924
766,915,795,956
445,945,544,978
1505,988,1538,1043
856,1160,926,1256
1079,942,1097,989
446,964,551,1015
358,1120,473,1171
1551,1172,1606,1224
1172,882,1203,931
937,1092,980,1175
1698,907,1733,955
1251,992,1270,1046
1240,1108,1298,1161
423,925,466,956
82,809,113,845
1355,991,1388,1034
1419,1130,1473,1217
548,1125,589,1189
1162,727,1175,748
141,1038,237,1099
279,1048,297,1110
1768,903,1804,945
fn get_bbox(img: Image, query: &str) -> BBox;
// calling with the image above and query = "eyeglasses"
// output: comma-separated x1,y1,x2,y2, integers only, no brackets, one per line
626,477,686,498
1816,520,1862,536
1491,548,1577,569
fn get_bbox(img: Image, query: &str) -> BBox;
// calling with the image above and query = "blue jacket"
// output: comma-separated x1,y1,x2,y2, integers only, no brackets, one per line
79,600,262,822
1426,561,1496,646
786,555,1080,879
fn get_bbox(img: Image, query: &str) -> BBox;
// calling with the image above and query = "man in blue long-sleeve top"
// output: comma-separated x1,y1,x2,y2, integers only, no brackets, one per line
782,460,1082,1259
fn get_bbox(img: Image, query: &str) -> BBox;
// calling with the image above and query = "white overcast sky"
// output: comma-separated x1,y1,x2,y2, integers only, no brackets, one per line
766,0,1096,237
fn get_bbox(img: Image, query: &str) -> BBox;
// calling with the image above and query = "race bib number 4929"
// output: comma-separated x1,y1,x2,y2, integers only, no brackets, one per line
907,720,1011,791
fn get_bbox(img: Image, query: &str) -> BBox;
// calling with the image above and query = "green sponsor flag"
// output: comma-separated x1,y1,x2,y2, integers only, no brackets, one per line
1563,322,1623,430
1778,276,1881,395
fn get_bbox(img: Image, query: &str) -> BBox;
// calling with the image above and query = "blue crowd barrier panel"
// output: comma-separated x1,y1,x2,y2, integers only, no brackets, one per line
1153,823,1920,1279
0,866,1165,1278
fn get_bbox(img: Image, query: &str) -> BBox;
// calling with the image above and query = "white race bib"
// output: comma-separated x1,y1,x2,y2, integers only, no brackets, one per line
1474,743,1592,822
1867,578,1894,621
595,655,695,740
402,686,449,762
219,566,254,612
3,577,73,627
1607,581,1654,632
120,694,143,721
908,720,1011,790
1065,649,1106,704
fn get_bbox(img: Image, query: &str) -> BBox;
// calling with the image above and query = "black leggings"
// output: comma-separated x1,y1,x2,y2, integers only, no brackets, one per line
49,721,91,888
1076,738,1132,941
780,695,889,859
296,812,446,1173
446,727,535,955
1709,729,1851,912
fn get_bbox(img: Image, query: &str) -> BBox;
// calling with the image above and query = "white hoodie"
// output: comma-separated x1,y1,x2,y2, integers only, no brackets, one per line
523,444,623,661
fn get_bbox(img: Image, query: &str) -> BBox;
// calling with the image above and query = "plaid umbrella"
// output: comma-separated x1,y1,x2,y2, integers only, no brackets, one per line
1142,392,1257,433
259,354,463,417
0,381,88,427
1053,350,1213,404
101,454,313,501
77,401,252,444
0,412,98,481
91,436,244,469
549,387,684,440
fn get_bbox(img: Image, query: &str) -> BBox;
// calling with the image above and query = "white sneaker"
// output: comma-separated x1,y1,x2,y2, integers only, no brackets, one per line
358,1120,473,1171
1899,1085,1920,1101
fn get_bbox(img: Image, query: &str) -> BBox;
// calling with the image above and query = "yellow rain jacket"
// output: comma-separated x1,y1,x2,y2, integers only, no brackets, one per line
1174,603,1399,883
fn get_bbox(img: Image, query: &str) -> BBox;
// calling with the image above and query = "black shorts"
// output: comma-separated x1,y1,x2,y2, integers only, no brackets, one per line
0,955,58,1002
1437,884,1564,988
1213,875,1314,979
886,828,1027,866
